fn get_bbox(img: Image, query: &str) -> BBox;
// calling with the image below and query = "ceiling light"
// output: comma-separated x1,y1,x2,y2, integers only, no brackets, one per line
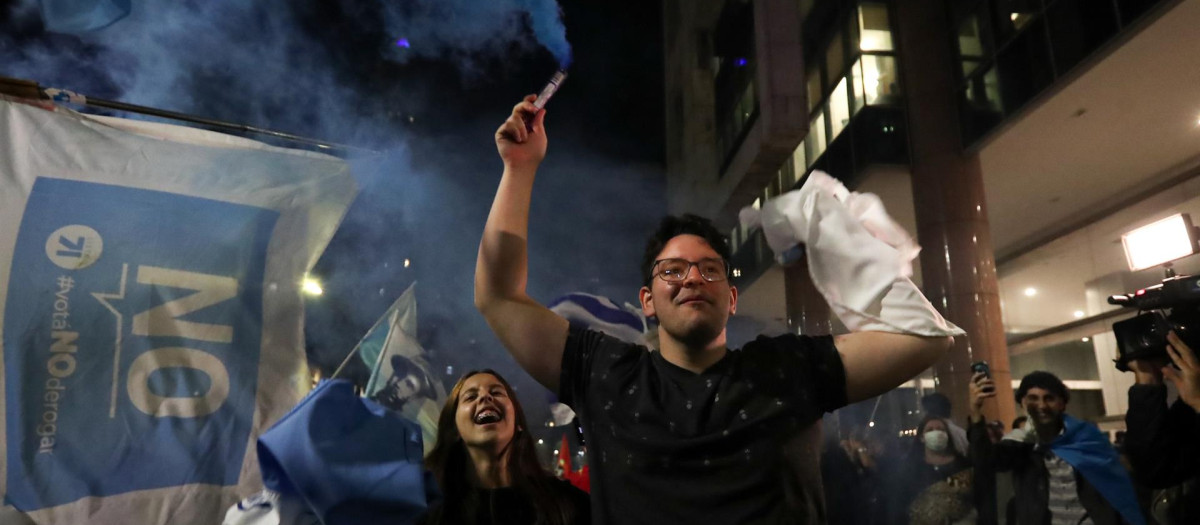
1024,287,1037,297
1073,310,1085,319
1121,213,1198,271
1010,13,1019,21
1082,337,1090,343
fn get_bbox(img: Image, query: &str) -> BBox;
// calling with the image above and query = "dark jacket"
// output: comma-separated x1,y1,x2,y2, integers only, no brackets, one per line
1124,384,1200,523
968,419,1127,525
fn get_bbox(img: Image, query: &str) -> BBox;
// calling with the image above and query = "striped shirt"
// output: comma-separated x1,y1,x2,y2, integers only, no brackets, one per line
1044,452,1092,525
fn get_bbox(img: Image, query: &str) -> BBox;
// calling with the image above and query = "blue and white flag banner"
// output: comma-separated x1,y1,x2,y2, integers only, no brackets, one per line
548,292,648,345
0,96,357,524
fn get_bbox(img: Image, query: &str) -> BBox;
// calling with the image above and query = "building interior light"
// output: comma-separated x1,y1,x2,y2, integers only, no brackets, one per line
301,277,323,296
1073,310,1085,319
1010,13,1019,21
1024,287,1037,297
1082,337,1090,343
1121,213,1197,271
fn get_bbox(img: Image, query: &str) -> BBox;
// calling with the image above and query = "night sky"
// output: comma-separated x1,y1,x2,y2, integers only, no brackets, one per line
1,0,666,422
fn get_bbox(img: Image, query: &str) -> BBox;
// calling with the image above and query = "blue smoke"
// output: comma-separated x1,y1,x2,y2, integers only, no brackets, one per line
0,0,658,428
521,0,573,67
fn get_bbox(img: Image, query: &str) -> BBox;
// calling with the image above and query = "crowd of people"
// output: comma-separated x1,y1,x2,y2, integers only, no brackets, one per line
391,97,1200,524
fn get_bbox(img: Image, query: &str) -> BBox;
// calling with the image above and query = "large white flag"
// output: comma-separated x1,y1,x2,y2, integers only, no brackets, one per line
0,96,356,524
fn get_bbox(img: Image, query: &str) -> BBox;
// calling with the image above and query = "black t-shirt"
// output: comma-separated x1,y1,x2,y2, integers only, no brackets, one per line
559,327,848,524
420,478,591,525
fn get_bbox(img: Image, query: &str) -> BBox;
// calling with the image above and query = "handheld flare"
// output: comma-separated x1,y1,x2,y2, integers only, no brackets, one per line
525,69,568,131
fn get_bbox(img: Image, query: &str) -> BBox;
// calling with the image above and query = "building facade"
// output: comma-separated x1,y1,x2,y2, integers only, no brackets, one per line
663,0,1193,430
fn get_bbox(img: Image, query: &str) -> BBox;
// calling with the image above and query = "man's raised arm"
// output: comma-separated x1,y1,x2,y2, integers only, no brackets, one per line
474,95,569,392
835,332,953,403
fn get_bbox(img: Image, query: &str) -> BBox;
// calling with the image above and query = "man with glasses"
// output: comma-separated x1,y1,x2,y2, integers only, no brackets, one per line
476,97,955,523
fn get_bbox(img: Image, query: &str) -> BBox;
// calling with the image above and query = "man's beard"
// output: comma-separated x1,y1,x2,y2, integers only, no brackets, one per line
662,313,724,349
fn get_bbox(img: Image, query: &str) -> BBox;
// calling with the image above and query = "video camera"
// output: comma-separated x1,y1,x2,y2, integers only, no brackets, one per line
1108,274,1200,371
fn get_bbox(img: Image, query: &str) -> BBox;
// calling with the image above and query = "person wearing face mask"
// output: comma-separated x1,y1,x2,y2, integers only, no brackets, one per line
886,416,978,525
969,371,1145,525
421,370,590,525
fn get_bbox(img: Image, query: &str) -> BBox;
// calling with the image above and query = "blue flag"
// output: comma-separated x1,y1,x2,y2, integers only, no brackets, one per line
257,379,436,525
548,292,648,344
0,98,356,524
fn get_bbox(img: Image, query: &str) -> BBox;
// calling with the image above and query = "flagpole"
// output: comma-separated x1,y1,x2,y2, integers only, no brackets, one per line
1,76,377,155
329,340,363,379
363,312,398,395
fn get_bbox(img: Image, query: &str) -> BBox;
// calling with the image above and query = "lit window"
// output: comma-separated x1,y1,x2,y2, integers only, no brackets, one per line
805,111,827,167
829,77,851,140
791,144,807,180
861,55,899,105
858,3,893,51
849,60,865,115
806,67,822,113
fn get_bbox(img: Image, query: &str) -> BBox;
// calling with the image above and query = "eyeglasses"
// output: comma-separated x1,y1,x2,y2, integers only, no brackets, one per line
650,258,728,283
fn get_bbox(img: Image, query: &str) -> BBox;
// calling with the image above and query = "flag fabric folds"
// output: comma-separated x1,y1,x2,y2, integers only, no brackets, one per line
354,283,444,454
249,379,435,525
548,292,647,345
0,96,356,524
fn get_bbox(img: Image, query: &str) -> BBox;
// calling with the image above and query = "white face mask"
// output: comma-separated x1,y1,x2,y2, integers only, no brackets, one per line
923,430,950,452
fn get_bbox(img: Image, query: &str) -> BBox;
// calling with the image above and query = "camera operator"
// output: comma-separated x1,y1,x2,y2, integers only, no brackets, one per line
1123,330,1200,523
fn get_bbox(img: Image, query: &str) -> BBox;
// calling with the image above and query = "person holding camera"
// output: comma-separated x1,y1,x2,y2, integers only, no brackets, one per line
969,371,1145,525
1122,330,1200,524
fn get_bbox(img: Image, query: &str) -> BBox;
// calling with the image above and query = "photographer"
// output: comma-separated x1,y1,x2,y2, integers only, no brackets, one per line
1123,330,1200,523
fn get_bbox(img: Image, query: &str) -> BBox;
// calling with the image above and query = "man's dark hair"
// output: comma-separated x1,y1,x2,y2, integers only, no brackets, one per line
1011,415,1028,430
641,214,731,284
1015,371,1070,403
389,355,435,397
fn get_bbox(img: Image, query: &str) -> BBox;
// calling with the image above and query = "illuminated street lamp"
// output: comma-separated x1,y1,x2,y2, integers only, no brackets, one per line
302,277,324,296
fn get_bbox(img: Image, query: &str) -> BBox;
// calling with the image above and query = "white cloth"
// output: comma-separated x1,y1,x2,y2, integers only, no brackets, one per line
740,171,963,337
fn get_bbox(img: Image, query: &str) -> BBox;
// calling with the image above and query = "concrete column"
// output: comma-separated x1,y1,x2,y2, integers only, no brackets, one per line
893,0,1016,424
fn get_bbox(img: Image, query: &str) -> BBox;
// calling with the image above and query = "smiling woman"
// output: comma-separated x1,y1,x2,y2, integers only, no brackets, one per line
421,370,590,525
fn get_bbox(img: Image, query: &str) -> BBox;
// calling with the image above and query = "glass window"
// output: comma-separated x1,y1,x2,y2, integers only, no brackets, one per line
966,65,1002,112
805,110,827,167
993,0,1040,43
850,60,865,115
958,15,984,57
829,77,851,140
862,55,900,105
779,153,797,192
791,143,806,180
740,82,757,123
806,66,822,114
962,58,981,78
826,30,846,83
958,14,985,79
858,3,893,51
